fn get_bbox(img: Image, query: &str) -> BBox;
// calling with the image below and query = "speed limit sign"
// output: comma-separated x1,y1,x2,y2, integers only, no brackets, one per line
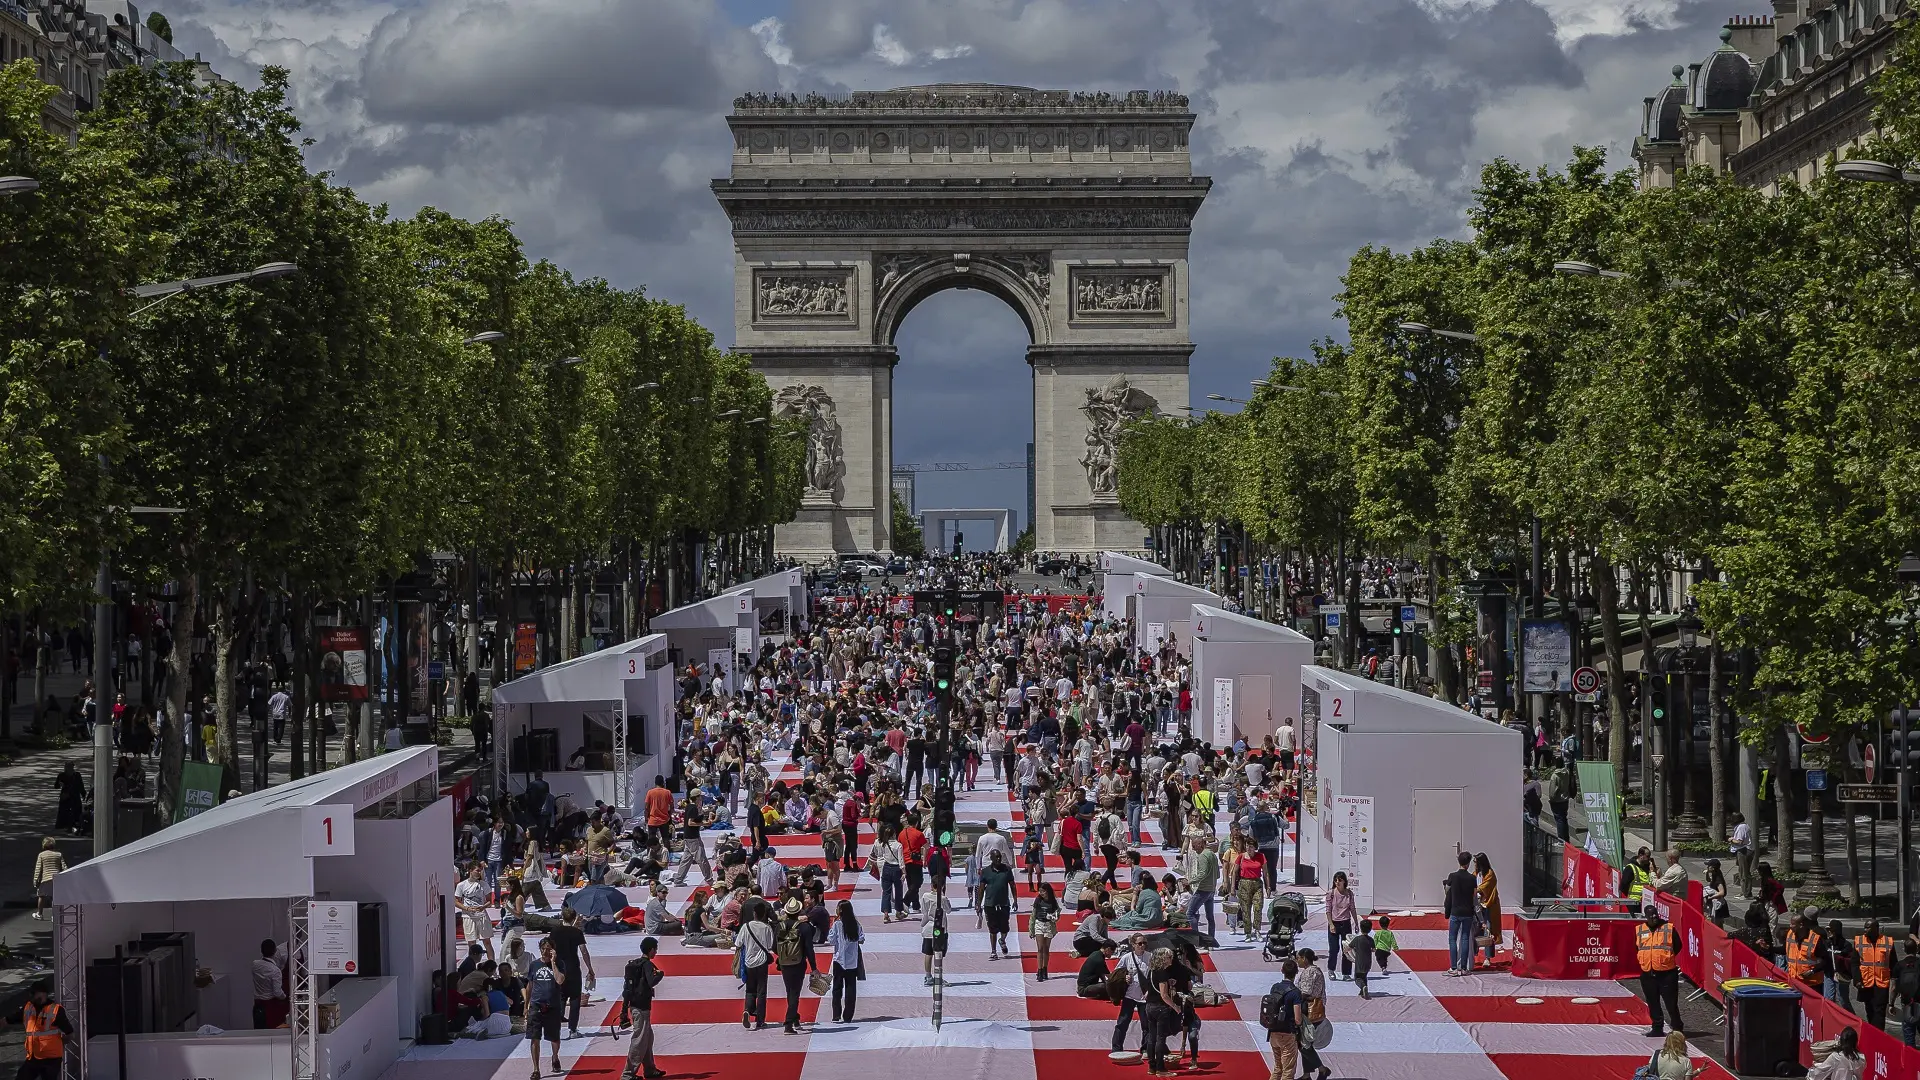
1572,667,1600,695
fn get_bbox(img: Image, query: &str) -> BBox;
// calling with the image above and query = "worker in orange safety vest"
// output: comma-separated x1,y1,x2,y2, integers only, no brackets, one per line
1855,918,1896,1031
1636,909,1682,1038
7,981,72,1080
1785,914,1825,984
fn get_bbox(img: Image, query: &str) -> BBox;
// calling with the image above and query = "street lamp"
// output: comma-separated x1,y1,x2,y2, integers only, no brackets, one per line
1834,160,1920,184
1206,393,1251,406
686,396,706,404
94,504,184,857
128,262,300,316
633,382,660,391
1551,260,1628,281
744,416,767,425
717,409,741,418
1397,321,1482,343
0,176,38,196
462,331,505,345
558,356,586,367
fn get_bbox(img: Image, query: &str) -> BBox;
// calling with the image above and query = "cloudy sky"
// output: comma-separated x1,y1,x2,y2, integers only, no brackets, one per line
162,0,1754,530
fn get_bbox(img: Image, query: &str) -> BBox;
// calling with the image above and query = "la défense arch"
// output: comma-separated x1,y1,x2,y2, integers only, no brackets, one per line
713,84,1210,557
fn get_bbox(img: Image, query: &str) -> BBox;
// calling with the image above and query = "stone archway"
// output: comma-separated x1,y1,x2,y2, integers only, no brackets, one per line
714,84,1210,556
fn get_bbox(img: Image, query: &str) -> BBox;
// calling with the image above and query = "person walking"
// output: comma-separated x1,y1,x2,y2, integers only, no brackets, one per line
774,898,818,1034
1294,948,1331,1080
1326,871,1355,980
981,849,1017,960
1637,908,1683,1038
1031,882,1060,981
869,827,906,923
736,906,775,1030
31,838,66,921
670,797,713,887
1183,835,1219,941
1260,960,1304,1080
1473,853,1504,969
826,900,864,1023
616,937,665,1080
7,981,72,1080
546,908,595,1038
1444,851,1478,976
526,938,565,1080
1111,934,1152,1057
1729,812,1753,897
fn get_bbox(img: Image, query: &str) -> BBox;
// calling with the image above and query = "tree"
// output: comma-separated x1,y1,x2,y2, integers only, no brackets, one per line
145,11,173,43
892,494,923,555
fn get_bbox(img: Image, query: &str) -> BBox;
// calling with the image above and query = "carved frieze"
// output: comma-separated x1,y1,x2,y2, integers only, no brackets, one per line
755,269,853,320
732,207,1193,234
733,89,1191,113
873,253,938,298
1071,268,1170,317
992,253,1052,302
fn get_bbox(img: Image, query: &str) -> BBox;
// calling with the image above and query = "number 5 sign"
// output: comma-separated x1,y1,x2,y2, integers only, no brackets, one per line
302,804,357,856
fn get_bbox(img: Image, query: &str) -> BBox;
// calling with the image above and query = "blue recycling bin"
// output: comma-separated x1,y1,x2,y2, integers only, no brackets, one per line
1723,980,1801,1076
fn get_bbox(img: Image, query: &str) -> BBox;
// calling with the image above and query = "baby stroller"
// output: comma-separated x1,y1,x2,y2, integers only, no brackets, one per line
1263,892,1307,962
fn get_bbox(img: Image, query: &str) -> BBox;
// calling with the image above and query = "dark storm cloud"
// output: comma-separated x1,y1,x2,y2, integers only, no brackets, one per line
357,0,775,125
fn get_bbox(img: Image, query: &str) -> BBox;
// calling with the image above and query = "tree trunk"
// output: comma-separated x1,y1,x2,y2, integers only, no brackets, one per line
1707,641,1727,843
1844,801,1861,906
1774,723,1796,882
289,588,308,781
1594,556,1631,792
212,587,238,776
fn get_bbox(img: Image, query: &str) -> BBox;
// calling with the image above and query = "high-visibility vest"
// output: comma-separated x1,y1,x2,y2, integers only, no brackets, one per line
1855,935,1893,989
1786,931,1823,981
1636,924,1677,972
23,1002,63,1060
1622,863,1647,904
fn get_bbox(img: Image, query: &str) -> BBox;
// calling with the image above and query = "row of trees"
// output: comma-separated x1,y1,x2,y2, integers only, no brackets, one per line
1,60,804,806
1118,23,1920,879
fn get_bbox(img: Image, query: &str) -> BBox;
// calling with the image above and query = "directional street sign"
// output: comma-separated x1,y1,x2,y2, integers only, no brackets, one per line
1806,769,1827,791
1838,783,1897,803
1400,605,1417,626
1324,612,1342,630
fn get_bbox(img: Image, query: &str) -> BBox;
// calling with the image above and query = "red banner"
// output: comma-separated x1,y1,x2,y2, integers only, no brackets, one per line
317,627,369,702
1511,916,1643,980
1561,845,1625,910
513,622,538,674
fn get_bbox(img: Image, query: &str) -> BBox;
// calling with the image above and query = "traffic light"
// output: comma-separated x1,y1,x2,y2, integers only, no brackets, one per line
932,644,956,699
933,782,957,848
1647,673,1669,723
1891,709,1920,791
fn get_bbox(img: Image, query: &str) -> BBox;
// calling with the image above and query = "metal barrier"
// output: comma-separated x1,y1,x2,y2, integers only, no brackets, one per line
1521,823,1565,904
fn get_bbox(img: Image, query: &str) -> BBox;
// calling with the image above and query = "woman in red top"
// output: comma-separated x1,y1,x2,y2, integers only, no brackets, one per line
1060,812,1085,875
1234,839,1266,941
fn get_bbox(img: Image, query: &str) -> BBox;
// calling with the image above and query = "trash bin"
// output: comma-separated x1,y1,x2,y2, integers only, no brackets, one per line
1723,980,1801,1076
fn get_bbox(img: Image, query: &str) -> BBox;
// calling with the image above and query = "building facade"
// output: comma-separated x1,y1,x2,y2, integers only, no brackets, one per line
1632,0,1909,194
2,1,217,139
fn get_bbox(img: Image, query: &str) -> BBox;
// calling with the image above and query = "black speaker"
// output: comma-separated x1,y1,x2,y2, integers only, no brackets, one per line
417,1012,450,1045
356,902,385,979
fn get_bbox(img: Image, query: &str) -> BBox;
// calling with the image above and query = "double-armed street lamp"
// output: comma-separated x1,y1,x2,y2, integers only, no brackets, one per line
1397,320,1483,342
129,261,299,317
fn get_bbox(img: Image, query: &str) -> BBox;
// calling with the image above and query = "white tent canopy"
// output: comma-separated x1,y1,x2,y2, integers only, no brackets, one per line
735,568,807,636
489,633,674,809
1189,604,1314,747
55,746,438,906
1098,551,1173,620
1127,574,1219,657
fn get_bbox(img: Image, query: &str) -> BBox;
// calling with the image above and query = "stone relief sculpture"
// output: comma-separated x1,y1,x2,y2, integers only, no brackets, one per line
1075,273,1166,314
1079,375,1159,495
997,253,1051,302
774,385,844,494
874,253,933,298
758,274,851,317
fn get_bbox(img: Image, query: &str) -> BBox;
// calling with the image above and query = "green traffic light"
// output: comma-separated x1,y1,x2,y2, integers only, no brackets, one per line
938,830,953,846
1653,707,1665,720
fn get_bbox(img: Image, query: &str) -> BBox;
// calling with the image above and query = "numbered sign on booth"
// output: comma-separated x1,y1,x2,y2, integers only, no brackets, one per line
302,804,356,856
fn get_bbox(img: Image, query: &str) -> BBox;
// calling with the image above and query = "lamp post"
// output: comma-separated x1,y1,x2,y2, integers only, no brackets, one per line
1575,590,1598,758
1673,610,1708,841
128,262,299,317
1396,321,1481,343
95,506,185,857
1833,160,1920,184
0,176,38,196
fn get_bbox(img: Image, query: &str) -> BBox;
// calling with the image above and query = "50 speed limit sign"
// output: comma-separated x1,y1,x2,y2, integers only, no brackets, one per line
1572,667,1600,695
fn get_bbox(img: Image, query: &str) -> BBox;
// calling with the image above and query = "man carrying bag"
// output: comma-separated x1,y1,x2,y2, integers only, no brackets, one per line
616,938,665,1080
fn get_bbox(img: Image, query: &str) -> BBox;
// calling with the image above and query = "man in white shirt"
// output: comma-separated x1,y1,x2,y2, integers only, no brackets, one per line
268,686,290,743
1180,748,1202,779
1729,812,1754,897
251,938,287,1028
975,818,1014,871
455,864,496,961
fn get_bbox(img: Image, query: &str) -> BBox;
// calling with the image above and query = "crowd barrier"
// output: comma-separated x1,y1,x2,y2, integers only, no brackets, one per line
1520,844,1918,1076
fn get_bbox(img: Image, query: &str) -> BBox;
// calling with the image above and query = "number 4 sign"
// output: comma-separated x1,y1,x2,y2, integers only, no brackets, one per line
302,804,356,856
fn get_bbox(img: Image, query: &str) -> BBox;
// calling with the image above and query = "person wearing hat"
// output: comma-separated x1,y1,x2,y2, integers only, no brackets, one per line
773,897,819,1034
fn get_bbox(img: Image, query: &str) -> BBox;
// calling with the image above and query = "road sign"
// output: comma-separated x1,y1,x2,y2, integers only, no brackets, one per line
1806,769,1827,791
1572,667,1600,695
1798,723,1830,745
1239,565,1250,577
1400,605,1417,626
1477,670,1494,691
427,661,445,681
1838,783,1897,803
1865,743,1877,784
1574,692,1599,704
1324,612,1341,630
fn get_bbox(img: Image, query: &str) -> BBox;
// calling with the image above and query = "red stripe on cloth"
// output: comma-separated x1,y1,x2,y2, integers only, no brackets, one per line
646,995,823,1025
563,1051,810,1078
1034,1048,1275,1078
645,952,740,976
1438,996,1649,1025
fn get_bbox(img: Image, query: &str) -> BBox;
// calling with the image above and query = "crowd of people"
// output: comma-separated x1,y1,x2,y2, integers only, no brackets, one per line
427,554,1532,1080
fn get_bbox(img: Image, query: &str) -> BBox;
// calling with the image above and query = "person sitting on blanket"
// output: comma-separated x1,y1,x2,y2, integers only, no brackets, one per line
1112,873,1167,930
645,884,684,935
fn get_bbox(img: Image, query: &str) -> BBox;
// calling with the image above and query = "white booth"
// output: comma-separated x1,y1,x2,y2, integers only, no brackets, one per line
1295,666,1522,913
489,632,676,813
52,747,450,1080
1126,574,1220,658
737,568,807,638
1099,551,1174,621
650,587,759,693
1189,605,1315,748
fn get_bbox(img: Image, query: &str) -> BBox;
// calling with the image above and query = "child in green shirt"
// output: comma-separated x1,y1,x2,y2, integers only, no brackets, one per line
1371,914,1398,972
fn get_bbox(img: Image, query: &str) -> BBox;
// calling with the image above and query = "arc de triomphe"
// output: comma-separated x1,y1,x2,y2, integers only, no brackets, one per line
713,84,1209,557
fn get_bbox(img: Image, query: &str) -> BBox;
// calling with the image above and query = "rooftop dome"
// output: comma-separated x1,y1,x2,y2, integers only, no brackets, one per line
1647,66,1686,142
1699,29,1758,110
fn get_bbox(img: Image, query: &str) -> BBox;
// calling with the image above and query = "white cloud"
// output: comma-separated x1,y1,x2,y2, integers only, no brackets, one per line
869,22,914,66
751,16,794,66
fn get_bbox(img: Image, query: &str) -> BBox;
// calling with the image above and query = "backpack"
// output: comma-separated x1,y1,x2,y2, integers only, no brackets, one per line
1259,982,1298,1033
1898,956,1920,1001
775,918,804,967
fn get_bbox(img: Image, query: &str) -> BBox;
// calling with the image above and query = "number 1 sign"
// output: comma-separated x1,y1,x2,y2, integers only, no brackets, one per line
302,804,357,856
